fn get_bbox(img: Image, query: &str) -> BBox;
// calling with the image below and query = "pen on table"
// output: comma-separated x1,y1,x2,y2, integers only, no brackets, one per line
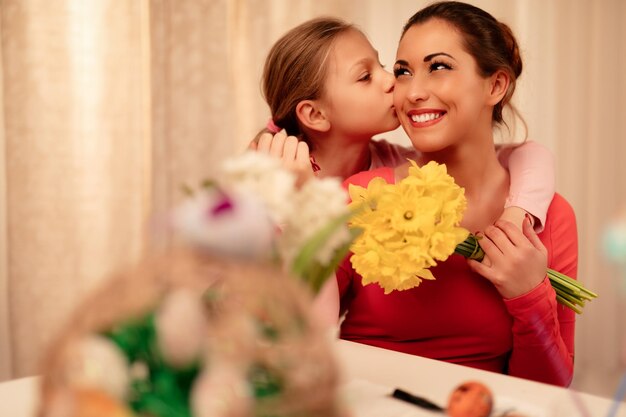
391,388,445,412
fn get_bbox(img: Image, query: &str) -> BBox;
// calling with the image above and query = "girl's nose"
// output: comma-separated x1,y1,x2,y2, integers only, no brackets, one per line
383,69,395,94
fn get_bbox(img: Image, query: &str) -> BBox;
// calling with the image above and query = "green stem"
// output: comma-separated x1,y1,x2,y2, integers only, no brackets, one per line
556,294,583,314
455,234,597,313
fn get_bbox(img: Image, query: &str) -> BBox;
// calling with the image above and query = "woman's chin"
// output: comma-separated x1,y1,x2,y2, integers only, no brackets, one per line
407,137,449,154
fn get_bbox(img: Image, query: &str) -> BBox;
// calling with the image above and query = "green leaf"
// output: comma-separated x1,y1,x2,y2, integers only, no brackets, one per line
300,228,362,293
291,208,362,293
249,364,282,398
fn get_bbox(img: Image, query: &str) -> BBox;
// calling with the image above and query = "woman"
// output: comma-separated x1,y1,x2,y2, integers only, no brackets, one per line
338,1,577,387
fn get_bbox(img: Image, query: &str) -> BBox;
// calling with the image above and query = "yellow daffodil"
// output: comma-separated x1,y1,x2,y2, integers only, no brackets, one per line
347,161,469,293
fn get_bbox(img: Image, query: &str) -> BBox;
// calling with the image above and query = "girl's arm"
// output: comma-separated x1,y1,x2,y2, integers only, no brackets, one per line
497,141,555,232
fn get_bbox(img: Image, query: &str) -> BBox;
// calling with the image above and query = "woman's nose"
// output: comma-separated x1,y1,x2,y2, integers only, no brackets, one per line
406,78,429,102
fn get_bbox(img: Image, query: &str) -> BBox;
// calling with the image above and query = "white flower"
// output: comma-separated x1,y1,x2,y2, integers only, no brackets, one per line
278,177,352,265
173,187,275,260
191,365,252,417
63,335,129,400
221,151,297,225
155,289,207,368
174,151,355,291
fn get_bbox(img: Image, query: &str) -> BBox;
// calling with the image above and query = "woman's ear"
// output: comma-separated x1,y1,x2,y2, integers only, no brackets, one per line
486,70,510,105
296,100,331,133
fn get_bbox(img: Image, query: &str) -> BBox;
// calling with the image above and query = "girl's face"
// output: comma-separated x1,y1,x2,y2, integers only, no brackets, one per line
321,29,399,140
393,19,495,153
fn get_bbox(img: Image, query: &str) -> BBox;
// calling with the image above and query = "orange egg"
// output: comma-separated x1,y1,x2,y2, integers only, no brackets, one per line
72,388,135,417
446,381,493,417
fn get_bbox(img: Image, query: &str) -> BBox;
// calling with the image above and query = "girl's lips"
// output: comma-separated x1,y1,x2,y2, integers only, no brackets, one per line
406,109,446,127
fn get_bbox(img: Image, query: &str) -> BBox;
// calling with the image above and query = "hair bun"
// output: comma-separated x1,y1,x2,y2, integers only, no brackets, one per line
498,22,523,78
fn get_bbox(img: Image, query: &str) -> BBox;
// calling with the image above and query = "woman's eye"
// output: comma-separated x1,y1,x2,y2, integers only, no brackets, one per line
393,67,410,78
358,73,371,82
429,61,452,72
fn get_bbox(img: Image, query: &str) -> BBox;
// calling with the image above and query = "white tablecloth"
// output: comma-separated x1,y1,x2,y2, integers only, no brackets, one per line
1,340,624,417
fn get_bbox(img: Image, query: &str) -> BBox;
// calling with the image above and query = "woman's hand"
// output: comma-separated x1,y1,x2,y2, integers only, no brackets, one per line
468,217,547,299
251,131,314,186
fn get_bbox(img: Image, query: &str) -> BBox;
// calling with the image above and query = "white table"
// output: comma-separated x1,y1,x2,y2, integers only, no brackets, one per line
0,375,39,417
334,340,626,417
1,340,624,417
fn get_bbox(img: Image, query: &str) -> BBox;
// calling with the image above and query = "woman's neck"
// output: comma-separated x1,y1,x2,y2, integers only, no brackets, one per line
420,140,510,232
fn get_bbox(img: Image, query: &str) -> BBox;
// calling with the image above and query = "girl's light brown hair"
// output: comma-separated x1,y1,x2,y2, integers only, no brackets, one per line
260,17,355,142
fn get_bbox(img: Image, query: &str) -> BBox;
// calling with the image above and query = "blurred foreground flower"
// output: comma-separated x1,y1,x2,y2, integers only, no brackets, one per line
175,151,358,293
602,209,626,266
348,160,597,313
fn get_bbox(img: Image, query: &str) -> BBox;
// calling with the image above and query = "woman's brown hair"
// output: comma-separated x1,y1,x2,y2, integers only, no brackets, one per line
259,17,355,141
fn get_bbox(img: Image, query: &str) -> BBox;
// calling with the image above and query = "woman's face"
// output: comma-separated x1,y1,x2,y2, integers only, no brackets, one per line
393,19,494,153
320,29,400,141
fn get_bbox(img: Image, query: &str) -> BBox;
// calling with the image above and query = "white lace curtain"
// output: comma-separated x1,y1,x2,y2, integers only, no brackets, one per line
1,0,624,398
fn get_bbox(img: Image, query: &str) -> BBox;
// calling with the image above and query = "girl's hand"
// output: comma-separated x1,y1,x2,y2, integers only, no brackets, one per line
468,217,547,299
254,131,314,186
498,206,534,230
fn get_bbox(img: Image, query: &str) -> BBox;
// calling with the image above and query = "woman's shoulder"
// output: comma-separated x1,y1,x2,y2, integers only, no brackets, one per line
547,193,576,223
369,139,419,169
343,167,395,189
541,193,578,278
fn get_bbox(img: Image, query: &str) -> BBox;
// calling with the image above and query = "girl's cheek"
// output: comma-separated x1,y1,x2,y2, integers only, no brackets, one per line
393,93,405,108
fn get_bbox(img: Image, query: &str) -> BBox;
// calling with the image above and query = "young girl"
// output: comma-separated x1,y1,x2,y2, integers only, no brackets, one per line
338,2,576,387
252,17,554,232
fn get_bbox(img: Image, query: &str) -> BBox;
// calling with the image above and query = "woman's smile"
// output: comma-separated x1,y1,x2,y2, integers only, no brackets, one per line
407,109,446,127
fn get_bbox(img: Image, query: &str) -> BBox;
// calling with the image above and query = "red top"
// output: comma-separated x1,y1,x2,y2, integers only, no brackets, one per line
338,168,577,386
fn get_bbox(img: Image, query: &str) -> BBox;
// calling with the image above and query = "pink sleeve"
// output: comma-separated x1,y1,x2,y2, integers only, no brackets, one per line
503,194,577,386
497,141,555,233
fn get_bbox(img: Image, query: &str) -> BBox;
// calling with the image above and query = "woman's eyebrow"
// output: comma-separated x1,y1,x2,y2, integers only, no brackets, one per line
395,52,455,66
424,52,455,61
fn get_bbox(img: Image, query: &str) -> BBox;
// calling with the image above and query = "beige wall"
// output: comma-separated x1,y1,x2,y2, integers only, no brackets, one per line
0,0,624,399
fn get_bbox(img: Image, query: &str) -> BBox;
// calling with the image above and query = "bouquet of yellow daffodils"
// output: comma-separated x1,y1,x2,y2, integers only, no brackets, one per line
347,160,597,313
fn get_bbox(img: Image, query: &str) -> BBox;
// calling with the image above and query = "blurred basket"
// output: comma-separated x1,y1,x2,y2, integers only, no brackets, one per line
38,249,343,417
